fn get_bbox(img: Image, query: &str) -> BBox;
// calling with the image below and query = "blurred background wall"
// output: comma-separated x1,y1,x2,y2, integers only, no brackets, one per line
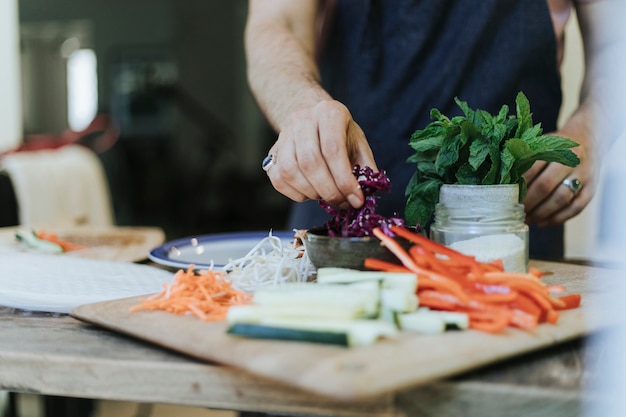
16,0,287,239
0,0,22,154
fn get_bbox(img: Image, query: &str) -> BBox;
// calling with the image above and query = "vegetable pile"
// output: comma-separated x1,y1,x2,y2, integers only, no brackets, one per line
222,231,313,293
130,266,252,321
405,91,581,227
368,226,581,333
15,229,86,254
130,227,582,347
319,165,404,237
227,277,403,347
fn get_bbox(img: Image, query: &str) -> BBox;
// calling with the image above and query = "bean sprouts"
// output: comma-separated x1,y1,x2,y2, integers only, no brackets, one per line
221,230,314,293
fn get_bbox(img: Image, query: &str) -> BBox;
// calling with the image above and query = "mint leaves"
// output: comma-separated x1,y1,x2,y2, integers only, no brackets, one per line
404,92,580,227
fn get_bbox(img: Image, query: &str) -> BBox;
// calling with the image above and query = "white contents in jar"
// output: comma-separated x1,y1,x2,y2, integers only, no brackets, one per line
448,234,527,273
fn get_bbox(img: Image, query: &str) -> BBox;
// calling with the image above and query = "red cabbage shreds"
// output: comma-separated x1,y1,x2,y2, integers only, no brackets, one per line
319,165,405,237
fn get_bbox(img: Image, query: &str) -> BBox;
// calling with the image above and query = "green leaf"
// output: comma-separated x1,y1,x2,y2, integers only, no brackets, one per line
478,109,493,126
456,163,481,184
454,97,474,119
435,133,466,174
499,144,516,184
525,134,580,151
469,139,490,170
510,150,580,184
408,134,444,153
500,138,533,183
504,137,581,185
482,143,501,184
518,177,528,200
495,104,509,123
404,172,419,197
406,153,419,164
404,178,442,227
404,90,580,228
416,161,438,177
460,119,481,140
485,122,508,145
504,138,532,160
514,92,533,139
503,117,519,139
407,151,439,163
429,108,447,122
520,124,543,142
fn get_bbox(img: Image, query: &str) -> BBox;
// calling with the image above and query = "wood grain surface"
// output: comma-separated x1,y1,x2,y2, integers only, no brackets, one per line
0,225,165,262
70,260,619,401
0,313,394,417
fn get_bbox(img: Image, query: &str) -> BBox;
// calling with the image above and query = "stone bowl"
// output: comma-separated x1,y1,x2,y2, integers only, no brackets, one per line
303,227,413,271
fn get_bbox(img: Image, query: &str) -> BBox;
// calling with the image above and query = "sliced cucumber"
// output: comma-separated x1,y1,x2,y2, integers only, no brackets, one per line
228,323,349,346
380,288,419,313
398,310,470,333
227,304,364,323
436,311,470,330
397,311,446,333
228,317,398,347
253,281,380,317
316,267,417,293
379,308,400,326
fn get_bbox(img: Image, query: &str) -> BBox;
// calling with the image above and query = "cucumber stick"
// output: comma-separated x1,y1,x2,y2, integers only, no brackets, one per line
398,310,470,333
380,288,419,312
253,281,380,317
397,312,446,333
227,304,364,323
228,317,398,347
316,267,417,293
435,311,470,330
225,268,472,347
15,229,63,254
228,323,348,346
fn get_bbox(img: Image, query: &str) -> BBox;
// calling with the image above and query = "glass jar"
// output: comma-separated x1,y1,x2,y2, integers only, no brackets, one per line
430,185,529,273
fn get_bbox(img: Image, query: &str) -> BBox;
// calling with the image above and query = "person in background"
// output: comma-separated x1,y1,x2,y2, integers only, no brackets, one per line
245,0,624,260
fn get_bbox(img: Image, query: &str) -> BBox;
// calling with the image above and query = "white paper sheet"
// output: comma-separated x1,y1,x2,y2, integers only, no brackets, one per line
0,253,173,313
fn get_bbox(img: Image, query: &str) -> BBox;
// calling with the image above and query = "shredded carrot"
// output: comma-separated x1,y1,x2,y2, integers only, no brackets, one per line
129,265,252,321
367,226,582,333
36,230,86,252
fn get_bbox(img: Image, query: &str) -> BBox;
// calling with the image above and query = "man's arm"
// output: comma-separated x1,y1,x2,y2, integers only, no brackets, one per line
523,0,626,226
245,0,327,131
245,0,377,209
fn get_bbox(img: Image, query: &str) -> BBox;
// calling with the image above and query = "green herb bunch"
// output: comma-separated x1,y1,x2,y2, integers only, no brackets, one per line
404,91,580,227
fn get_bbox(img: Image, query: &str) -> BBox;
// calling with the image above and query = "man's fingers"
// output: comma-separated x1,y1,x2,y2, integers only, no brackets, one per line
316,101,365,207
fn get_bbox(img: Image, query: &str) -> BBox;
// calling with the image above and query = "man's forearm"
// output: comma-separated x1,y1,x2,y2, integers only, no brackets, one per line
575,0,626,154
245,13,331,132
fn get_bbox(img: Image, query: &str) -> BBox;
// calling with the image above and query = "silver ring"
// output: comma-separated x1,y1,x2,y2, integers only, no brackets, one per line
561,178,583,197
262,154,276,172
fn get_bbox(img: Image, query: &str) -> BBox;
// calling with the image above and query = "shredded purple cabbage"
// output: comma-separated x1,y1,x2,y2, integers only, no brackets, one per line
319,165,405,237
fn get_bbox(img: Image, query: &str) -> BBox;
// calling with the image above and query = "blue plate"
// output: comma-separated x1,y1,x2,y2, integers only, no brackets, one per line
148,231,295,269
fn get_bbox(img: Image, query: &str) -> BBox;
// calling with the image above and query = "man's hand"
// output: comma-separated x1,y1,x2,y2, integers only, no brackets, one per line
264,100,377,209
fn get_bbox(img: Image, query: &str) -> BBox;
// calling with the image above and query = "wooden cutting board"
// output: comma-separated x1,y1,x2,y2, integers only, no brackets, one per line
70,260,618,401
0,225,165,262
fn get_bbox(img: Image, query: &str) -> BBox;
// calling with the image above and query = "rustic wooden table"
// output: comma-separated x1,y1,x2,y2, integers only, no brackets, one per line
0,262,618,417
0,310,608,417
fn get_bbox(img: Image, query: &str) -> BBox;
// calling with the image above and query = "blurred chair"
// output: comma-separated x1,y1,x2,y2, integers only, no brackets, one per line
0,114,118,227
0,172,18,227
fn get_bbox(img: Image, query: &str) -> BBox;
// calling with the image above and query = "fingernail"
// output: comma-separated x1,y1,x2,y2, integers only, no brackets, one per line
347,193,362,208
